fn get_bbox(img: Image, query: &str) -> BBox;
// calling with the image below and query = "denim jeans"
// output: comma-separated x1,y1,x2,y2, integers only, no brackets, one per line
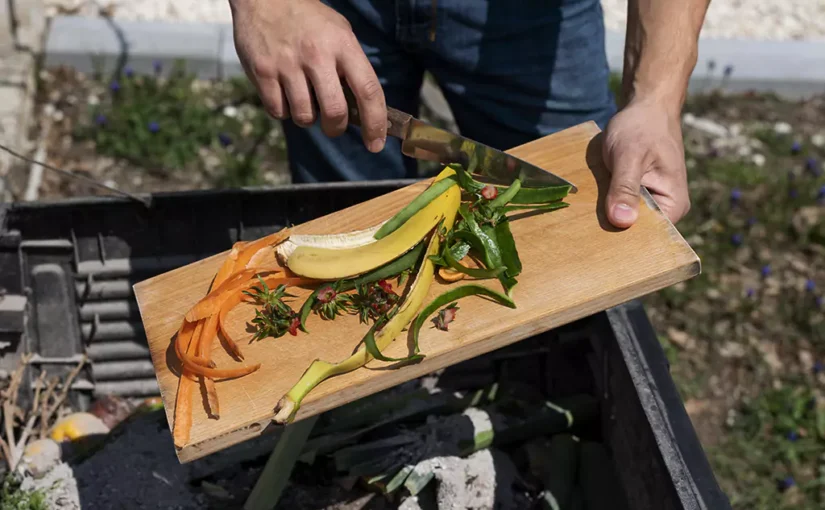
282,0,617,183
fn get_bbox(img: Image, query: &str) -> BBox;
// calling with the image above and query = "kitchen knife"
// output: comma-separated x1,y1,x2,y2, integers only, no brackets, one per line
342,87,577,192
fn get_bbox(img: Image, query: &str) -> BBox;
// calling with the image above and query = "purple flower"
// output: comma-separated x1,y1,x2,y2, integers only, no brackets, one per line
730,188,742,203
761,265,771,278
787,430,799,442
153,60,162,74
818,186,825,199
723,64,734,77
708,147,720,158
218,133,232,147
789,188,799,199
746,288,755,298
747,217,757,227
814,361,824,374
124,66,134,78
807,158,821,176
109,80,120,93
707,60,716,72
95,113,107,126
731,233,743,246
779,476,795,491
148,121,160,133
806,279,816,292
791,141,801,154
817,296,824,308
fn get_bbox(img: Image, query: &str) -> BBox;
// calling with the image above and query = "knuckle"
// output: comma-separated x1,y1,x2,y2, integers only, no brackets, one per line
293,107,316,126
357,78,383,103
299,38,323,65
614,180,640,198
263,102,285,119
250,58,277,79
323,101,348,123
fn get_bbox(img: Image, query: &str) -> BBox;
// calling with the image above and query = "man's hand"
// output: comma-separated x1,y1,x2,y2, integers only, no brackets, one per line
229,0,387,152
606,0,710,228
602,98,689,227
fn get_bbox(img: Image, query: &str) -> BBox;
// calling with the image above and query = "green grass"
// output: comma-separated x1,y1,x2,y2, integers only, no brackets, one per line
74,60,285,187
0,473,48,510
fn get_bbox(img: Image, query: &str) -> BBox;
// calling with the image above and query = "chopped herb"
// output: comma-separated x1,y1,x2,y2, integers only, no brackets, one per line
313,282,352,321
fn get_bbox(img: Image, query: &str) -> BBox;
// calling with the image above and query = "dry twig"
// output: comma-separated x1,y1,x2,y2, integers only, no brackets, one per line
0,354,87,471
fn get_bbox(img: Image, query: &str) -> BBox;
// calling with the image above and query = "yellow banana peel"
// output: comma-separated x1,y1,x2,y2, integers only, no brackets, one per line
284,168,460,280
273,168,461,424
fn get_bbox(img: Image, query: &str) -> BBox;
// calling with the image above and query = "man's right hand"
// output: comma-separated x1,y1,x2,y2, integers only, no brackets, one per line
229,0,387,152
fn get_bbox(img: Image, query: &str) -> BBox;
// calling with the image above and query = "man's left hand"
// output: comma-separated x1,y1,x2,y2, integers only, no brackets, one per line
601,98,690,228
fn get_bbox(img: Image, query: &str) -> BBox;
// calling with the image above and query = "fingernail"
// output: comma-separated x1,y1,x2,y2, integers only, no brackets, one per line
369,138,385,153
612,203,637,224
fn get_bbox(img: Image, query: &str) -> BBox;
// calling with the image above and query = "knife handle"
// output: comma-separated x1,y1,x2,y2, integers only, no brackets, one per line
342,82,410,140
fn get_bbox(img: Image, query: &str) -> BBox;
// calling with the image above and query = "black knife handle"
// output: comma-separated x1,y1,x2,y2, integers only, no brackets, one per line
342,81,410,140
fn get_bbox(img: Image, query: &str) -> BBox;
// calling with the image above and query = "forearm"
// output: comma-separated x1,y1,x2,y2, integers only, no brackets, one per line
621,0,710,115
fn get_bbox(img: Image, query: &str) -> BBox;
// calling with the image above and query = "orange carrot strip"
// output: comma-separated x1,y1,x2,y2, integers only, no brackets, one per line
179,355,261,379
172,319,198,448
185,268,283,322
175,319,203,379
212,259,236,292
197,315,220,418
188,314,220,368
236,228,291,269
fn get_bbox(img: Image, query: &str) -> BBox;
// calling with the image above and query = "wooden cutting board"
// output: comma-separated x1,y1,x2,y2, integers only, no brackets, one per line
133,121,700,463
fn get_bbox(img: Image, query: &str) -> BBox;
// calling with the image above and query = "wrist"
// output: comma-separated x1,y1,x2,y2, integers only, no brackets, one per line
622,82,686,120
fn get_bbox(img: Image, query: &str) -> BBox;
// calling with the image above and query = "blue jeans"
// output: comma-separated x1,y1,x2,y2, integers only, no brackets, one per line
283,0,617,183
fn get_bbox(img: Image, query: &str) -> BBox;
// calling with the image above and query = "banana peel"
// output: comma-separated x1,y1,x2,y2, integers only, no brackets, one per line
272,169,461,424
281,168,460,280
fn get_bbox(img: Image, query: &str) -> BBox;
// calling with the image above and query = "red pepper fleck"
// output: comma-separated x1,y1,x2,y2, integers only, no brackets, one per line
480,185,498,200
288,316,301,336
317,285,336,304
378,279,394,294
433,304,459,331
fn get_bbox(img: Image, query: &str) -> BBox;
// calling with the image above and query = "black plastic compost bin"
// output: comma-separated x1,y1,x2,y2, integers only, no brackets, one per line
0,182,730,510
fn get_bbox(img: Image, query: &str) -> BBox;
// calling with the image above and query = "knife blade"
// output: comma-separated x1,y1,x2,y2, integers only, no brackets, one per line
342,87,577,192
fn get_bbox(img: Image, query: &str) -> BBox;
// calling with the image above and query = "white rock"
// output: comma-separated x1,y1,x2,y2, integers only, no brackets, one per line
222,105,238,118
683,115,729,138
20,462,80,510
812,133,825,148
752,154,766,167
21,439,62,478
774,122,792,135
737,145,752,157
719,341,746,358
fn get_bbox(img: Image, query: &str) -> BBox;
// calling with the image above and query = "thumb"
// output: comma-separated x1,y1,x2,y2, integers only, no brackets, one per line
604,147,644,229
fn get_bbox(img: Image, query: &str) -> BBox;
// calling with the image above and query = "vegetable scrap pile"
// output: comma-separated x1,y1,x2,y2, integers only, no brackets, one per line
171,163,571,448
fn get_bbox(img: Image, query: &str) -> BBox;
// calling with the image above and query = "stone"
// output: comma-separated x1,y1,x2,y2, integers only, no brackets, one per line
683,114,729,138
774,121,792,134
752,154,766,167
21,439,62,478
20,462,80,510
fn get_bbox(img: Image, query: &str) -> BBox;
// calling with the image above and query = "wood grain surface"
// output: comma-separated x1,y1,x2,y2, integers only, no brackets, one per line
133,121,700,463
